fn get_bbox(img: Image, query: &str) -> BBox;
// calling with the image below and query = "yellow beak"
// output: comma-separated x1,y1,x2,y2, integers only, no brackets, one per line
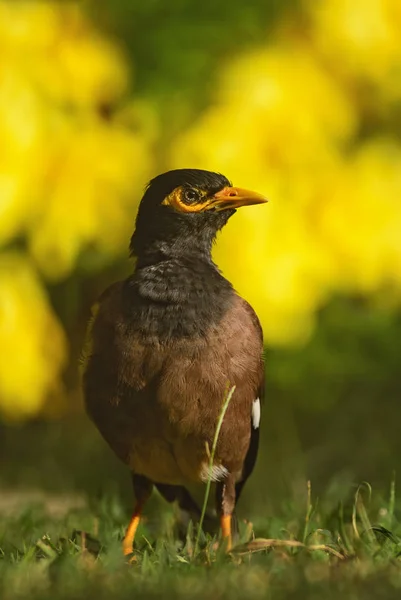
207,186,268,211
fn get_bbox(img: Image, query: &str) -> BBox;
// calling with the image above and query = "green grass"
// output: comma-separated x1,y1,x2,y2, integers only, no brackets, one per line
2,479,401,600
1,403,401,599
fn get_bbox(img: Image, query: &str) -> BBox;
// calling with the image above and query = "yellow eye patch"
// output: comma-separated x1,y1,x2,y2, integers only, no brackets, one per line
162,186,212,213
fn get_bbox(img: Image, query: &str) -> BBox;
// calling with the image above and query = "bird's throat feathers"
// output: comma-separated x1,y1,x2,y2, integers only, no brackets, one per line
124,255,234,339
130,204,233,261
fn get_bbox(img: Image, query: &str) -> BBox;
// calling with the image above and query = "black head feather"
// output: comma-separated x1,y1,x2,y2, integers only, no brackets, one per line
130,169,234,260
145,169,232,201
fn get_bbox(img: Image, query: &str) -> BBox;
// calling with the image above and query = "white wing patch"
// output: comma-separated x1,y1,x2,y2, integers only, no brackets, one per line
199,462,228,483
252,398,261,429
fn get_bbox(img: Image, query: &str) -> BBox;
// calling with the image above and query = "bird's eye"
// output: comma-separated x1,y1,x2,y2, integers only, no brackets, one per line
183,188,199,204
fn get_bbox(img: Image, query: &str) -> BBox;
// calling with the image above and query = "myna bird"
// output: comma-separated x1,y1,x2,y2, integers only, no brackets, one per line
82,169,267,555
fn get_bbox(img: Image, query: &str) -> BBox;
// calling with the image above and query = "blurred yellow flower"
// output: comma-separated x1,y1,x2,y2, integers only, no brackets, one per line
1,0,401,420
0,1,154,279
171,35,401,344
0,1,154,418
0,253,66,421
171,45,356,344
318,139,401,294
28,115,151,279
0,69,44,245
306,0,401,102
172,45,355,180
0,2,128,107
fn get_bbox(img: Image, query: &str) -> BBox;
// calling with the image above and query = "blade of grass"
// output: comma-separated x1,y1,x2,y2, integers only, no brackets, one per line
302,480,312,543
193,385,236,558
353,482,377,548
388,473,396,529
339,501,353,555
232,537,344,559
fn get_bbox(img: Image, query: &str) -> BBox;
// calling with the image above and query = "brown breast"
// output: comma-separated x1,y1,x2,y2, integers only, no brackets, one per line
83,283,264,485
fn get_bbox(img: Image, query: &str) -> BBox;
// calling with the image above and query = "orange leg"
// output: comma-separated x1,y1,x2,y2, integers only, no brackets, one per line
217,476,235,552
123,474,153,557
123,503,143,556
220,514,232,552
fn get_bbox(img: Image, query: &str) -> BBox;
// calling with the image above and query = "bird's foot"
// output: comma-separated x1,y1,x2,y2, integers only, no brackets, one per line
124,551,138,565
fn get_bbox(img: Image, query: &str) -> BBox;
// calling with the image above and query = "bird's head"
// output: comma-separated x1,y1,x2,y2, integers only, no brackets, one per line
130,169,267,260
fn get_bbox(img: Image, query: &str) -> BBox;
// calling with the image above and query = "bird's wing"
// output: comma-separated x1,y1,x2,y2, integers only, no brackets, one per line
235,299,265,502
79,284,118,377
79,302,100,377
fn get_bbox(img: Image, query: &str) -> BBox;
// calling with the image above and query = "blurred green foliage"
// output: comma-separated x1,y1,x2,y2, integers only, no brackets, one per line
92,0,289,105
